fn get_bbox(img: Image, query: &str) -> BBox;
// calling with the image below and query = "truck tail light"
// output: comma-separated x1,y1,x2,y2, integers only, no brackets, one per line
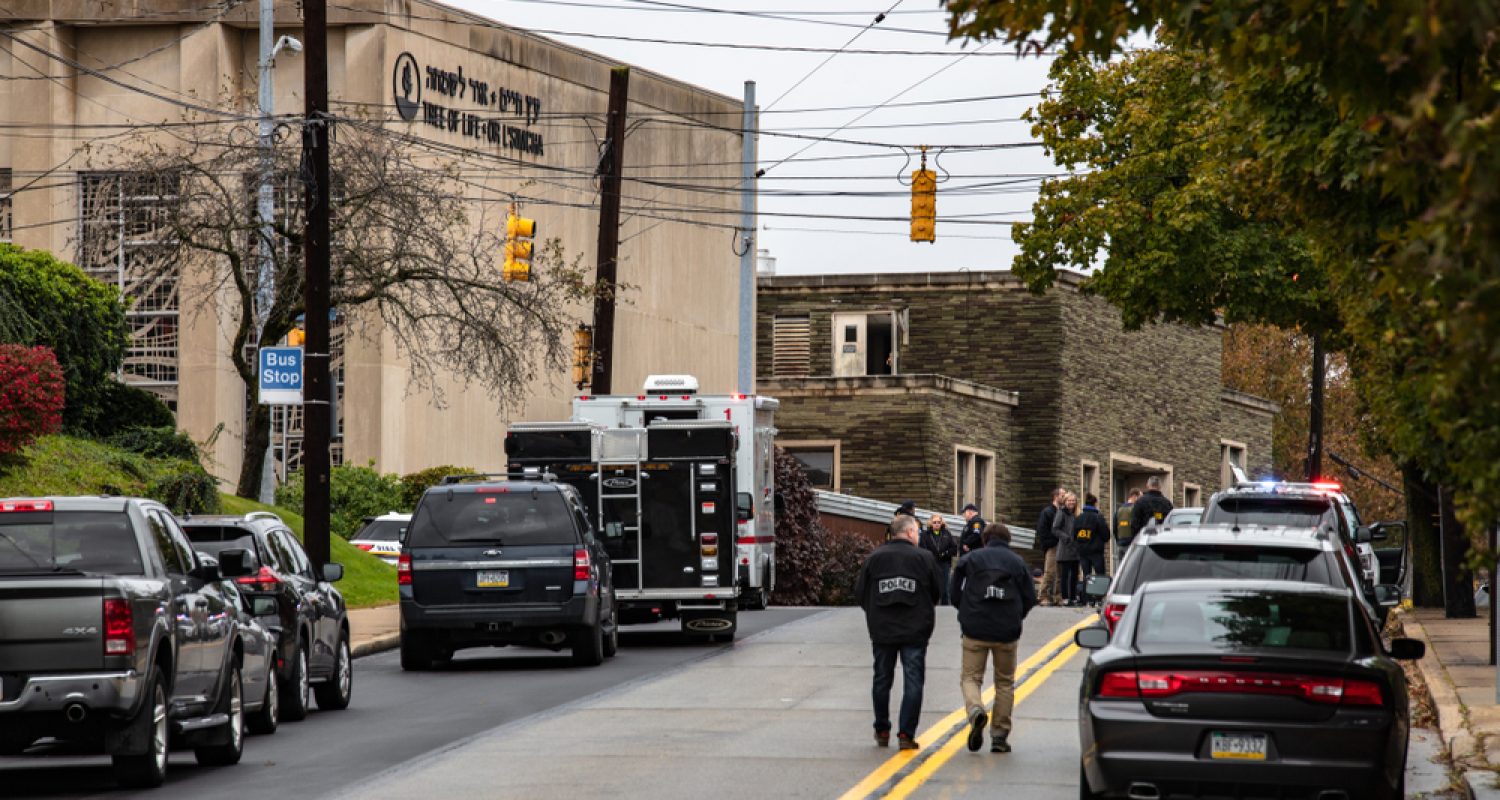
0,499,53,512
236,566,282,591
397,552,412,586
574,548,591,581
103,598,134,656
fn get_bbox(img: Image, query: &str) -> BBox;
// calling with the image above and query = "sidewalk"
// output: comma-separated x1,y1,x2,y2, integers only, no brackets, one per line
349,603,400,658
1399,606,1500,798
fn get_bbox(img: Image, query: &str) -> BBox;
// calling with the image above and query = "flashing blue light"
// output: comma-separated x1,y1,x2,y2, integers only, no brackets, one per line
1260,481,1280,489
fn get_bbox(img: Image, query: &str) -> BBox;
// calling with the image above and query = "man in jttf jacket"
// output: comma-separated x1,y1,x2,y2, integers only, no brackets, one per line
950,523,1037,754
856,514,941,750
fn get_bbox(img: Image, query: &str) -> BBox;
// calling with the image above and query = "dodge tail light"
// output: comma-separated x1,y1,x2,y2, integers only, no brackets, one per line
103,598,134,656
1095,670,1384,706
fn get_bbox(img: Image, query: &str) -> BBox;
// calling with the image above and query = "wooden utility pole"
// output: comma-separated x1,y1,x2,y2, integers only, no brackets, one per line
1305,332,1325,481
301,0,332,569
590,67,629,395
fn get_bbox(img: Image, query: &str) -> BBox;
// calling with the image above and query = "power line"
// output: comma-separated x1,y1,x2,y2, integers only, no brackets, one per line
512,1,945,15
764,0,907,111
330,91,1041,118
585,0,946,36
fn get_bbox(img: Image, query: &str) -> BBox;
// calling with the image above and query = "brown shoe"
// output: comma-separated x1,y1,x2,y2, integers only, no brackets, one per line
874,730,890,747
897,734,919,751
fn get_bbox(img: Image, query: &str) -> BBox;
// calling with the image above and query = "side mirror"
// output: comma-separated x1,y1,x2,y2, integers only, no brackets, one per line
216,548,253,579
1388,637,1425,661
322,562,345,583
736,492,754,524
1075,626,1111,649
1083,574,1112,599
1374,583,1402,607
1355,526,1373,544
398,525,409,545
1368,523,1389,542
190,554,221,583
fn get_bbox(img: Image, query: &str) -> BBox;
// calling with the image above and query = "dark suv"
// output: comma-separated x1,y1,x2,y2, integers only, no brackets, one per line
180,512,351,721
398,476,618,670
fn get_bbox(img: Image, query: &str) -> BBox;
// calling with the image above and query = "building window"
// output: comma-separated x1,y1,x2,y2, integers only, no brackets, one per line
1080,460,1100,502
782,440,840,491
772,315,810,376
954,445,995,515
0,168,11,242
831,311,900,377
77,172,182,408
1183,483,1202,507
1220,440,1247,488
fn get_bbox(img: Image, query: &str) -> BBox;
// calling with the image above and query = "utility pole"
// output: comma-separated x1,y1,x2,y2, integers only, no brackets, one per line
301,0,332,570
736,80,757,395
1305,332,1325,481
590,66,629,395
256,0,277,505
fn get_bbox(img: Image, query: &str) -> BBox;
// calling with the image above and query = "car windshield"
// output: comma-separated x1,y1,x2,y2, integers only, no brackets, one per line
408,490,575,546
1134,589,1352,653
1202,497,1335,528
0,511,143,574
1165,510,1202,525
354,519,406,542
1120,544,1336,591
182,525,260,562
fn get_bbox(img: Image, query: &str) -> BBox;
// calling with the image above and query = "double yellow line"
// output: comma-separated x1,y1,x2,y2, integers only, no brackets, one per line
838,615,1097,800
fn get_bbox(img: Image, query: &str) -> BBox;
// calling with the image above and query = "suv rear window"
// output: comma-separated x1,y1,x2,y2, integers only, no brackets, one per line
409,490,576,546
182,525,261,562
1202,497,1335,528
0,511,143,574
1117,544,1336,592
1134,589,1352,653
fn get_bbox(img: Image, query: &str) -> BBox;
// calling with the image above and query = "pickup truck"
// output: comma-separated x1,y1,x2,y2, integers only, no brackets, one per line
0,496,270,787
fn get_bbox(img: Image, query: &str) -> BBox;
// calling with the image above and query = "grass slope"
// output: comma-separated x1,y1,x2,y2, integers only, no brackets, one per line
219,494,398,609
0,434,194,498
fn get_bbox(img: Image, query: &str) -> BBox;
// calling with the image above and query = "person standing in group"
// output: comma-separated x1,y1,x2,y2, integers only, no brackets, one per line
1129,477,1174,538
1035,489,1062,606
855,514,942,750
959,503,986,554
1114,488,1141,566
921,513,959,605
951,523,1036,754
1073,493,1111,606
1052,491,1080,606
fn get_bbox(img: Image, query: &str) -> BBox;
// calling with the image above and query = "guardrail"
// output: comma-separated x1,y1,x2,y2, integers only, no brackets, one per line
812,490,1037,550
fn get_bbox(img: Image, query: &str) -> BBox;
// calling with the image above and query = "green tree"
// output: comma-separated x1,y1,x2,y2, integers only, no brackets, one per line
276,462,405,541
0,245,129,432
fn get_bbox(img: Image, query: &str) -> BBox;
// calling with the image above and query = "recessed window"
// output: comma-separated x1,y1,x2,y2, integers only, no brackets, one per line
1183,483,1202,507
954,446,995,515
1220,441,1247,488
782,441,840,491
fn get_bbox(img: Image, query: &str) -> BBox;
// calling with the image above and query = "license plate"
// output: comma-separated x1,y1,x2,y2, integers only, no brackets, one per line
476,570,510,588
1210,731,1268,761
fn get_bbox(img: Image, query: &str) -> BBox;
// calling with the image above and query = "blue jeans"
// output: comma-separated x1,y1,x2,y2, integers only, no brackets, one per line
872,643,927,738
937,560,952,605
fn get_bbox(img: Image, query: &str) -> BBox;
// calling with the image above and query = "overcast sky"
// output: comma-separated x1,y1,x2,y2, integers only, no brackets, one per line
444,0,1062,275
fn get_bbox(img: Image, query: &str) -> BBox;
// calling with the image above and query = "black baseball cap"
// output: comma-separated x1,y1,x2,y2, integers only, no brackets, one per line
961,503,980,513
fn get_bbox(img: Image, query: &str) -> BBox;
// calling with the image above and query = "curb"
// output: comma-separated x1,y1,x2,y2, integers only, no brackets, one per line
352,632,400,659
1397,608,1478,762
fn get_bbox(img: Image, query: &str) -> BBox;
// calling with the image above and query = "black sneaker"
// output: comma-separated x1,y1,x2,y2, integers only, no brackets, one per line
966,708,989,752
897,733,919,751
874,730,890,748
991,736,1011,753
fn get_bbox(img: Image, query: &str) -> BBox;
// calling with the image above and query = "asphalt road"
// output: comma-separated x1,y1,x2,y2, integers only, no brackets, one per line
0,607,821,799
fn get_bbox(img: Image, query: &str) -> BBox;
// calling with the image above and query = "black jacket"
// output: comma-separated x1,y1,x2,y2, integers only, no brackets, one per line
1035,504,1058,550
856,539,941,645
920,523,959,564
1073,505,1111,557
950,540,1036,643
1130,490,1174,536
1114,502,1135,544
959,515,987,554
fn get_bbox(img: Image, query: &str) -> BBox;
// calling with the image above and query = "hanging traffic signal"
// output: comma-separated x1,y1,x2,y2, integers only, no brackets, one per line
571,324,593,389
287,323,306,347
504,207,537,282
910,150,936,243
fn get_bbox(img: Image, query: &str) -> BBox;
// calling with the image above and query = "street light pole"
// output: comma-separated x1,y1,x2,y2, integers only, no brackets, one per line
256,0,276,504
735,80,756,395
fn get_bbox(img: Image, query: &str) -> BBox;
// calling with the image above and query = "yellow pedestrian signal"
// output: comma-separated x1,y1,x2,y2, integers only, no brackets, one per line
910,168,936,243
503,208,537,282
287,326,306,347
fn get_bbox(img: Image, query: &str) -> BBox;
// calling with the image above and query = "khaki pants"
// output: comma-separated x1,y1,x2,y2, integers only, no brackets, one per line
961,636,1018,736
1039,548,1060,604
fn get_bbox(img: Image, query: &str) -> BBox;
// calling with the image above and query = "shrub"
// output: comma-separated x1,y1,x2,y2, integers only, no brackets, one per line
0,245,129,432
148,467,221,516
86,381,175,438
277,461,405,540
108,425,199,461
817,527,877,606
0,345,65,455
769,449,832,606
398,464,476,510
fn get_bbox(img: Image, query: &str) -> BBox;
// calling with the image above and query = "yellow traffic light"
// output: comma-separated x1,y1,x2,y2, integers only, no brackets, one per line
910,168,936,243
503,210,538,282
571,324,593,389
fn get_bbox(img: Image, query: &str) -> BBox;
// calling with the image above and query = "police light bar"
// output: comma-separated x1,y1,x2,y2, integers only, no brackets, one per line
1311,481,1342,492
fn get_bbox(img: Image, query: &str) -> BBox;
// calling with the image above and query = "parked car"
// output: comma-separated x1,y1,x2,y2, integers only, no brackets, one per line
1091,524,1400,634
195,551,281,735
350,512,409,566
180,511,352,721
0,497,264,787
1161,506,1202,527
1200,480,1384,588
1075,580,1424,800
398,475,619,670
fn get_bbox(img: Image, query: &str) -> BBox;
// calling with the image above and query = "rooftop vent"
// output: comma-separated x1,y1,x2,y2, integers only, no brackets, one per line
642,374,700,394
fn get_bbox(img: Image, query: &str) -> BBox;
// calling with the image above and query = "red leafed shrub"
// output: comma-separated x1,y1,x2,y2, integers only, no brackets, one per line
0,345,65,455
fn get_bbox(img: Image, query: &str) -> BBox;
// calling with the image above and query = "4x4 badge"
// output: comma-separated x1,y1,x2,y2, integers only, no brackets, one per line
483,549,503,556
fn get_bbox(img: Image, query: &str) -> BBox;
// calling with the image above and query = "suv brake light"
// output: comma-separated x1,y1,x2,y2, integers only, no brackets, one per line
103,598,133,656
1095,670,1383,706
574,548,591,581
236,566,282,591
0,499,52,512
397,552,412,586
1103,601,1127,633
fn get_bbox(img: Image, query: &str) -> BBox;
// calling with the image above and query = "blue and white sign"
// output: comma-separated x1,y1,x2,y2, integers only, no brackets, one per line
258,347,304,405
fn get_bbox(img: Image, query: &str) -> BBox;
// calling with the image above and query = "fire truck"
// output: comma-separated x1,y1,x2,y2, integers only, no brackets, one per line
505,375,778,639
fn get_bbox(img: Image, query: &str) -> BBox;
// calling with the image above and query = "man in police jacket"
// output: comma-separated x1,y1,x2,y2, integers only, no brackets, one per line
856,514,942,750
950,523,1037,754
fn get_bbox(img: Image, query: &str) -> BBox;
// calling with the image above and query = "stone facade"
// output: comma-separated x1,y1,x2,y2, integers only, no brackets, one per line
757,271,1278,528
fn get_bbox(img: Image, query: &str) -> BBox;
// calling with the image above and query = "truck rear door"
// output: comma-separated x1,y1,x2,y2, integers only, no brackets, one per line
643,426,737,593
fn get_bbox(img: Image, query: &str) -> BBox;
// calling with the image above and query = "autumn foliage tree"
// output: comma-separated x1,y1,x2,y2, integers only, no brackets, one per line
0,345,66,456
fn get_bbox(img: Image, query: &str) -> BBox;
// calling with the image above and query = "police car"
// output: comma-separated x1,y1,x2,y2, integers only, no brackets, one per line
350,511,410,565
